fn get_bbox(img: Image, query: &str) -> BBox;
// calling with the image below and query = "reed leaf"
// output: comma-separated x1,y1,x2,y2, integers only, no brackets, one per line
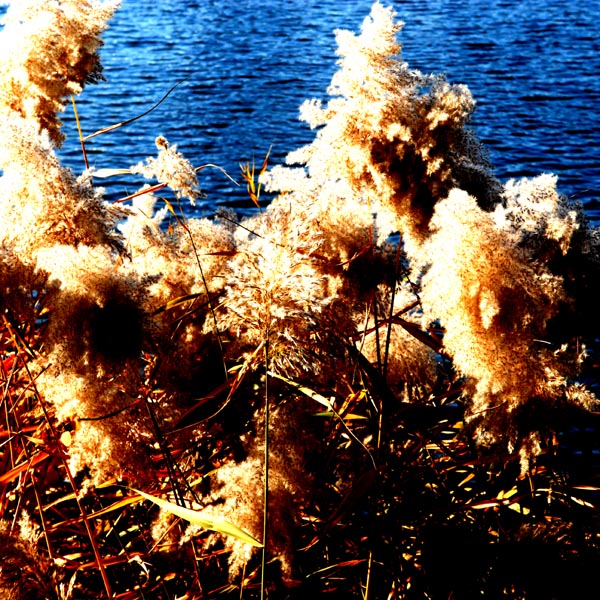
133,489,263,547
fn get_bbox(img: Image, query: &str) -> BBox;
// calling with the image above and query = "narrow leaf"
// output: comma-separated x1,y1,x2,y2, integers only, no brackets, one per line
392,316,443,353
152,292,205,315
0,451,49,484
267,371,334,409
133,489,263,547
468,500,500,510
259,145,272,178
314,411,368,420
83,80,186,141
91,168,133,178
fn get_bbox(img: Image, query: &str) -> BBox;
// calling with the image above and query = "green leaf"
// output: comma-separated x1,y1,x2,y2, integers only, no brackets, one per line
133,489,263,547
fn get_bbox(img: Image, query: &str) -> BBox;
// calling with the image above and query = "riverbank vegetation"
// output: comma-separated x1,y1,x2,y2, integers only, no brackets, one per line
1,1,600,598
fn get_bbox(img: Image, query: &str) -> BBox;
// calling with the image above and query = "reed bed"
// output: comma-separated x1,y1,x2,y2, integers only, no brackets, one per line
1,1,599,598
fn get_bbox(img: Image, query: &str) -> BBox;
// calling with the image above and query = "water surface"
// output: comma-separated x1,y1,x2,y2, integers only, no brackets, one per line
3,0,599,218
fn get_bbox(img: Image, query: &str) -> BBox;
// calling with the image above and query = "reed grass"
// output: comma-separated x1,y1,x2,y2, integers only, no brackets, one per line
1,2,600,599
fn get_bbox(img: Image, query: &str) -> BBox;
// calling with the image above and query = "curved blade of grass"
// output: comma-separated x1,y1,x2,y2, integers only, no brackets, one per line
83,80,186,141
195,163,240,186
133,489,263,547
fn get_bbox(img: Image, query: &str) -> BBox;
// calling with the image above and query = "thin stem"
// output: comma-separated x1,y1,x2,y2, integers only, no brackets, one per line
71,95,89,170
382,245,402,383
162,201,228,381
364,550,373,600
260,336,270,600
373,299,382,374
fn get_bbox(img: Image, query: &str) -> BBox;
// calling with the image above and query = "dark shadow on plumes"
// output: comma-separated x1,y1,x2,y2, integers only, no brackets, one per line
451,130,503,212
372,132,501,243
465,395,600,467
375,142,442,237
89,297,145,362
344,246,396,297
545,232,600,339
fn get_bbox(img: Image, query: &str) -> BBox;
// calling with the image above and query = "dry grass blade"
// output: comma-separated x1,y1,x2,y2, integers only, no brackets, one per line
115,181,168,204
71,95,89,170
195,162,240,187
152,292,210,315
0,451,49,485
132,488,263,547
266,371,334,410
83,80,186,141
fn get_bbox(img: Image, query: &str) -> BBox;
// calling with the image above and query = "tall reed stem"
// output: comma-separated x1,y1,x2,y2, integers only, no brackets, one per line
260,336,270,600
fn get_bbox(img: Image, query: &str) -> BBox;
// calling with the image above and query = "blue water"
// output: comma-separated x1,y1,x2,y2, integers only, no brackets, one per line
2,0,599,219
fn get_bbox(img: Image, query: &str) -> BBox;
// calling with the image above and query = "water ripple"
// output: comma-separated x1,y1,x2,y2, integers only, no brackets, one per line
1,0,598,218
